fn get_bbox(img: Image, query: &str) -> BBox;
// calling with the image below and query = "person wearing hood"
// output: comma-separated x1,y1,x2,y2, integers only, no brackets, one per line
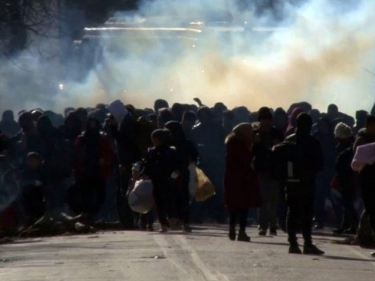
275,113,325,255
165,121,198,232
285,107,303,137
191,106,226,223
73,117,115,220
253,107,284,236
333,123,358,234
225,123,260,242
273,108,288,134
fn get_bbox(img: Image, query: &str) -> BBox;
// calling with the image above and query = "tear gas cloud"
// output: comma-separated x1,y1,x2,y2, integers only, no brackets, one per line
1,0,375,116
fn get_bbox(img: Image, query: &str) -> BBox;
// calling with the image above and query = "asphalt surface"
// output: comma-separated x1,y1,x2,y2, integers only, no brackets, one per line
0,225,374,281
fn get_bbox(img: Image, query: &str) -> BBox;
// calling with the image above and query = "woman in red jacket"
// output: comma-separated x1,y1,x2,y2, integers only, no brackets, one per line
224,123,260,242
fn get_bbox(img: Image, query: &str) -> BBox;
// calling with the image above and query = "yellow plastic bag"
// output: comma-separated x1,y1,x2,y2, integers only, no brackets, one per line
195,167,216,202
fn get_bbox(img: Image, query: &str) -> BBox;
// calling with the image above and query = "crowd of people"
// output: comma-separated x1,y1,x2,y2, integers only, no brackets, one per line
0,98,374,257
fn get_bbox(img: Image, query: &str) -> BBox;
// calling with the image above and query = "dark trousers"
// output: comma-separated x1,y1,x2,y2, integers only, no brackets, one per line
174,170,190,225
153,180,173,226
229,209,248,233
361,185,375,235
117,167,135,229
21,185,46,220
341,193,358,230
139,211,154,228
259,176,279,230
69,178,106,219
286,183,315,246
314,175,331,226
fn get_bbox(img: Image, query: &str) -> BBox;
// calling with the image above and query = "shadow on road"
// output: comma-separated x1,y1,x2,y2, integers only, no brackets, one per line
322,255,374,262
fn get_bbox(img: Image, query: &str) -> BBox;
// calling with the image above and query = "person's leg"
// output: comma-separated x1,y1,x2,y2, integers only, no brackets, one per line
286,184,302,253
179,170,191,228
153,182,169,231
237,208,250,242
258,176,270,233
268,180,280,233
342,194,358,232
117,167,135,229
314,176,330,228
363,196,375,236
303,186,325,255
278,186,288,232
229,210,237,240
286,199,299,246
239,209,249,233
301,192,315,247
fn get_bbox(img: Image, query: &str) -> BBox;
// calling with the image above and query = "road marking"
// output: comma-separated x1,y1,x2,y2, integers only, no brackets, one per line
153,235,193,280
348,246,375,268
153,234,230,281
174,235,230,281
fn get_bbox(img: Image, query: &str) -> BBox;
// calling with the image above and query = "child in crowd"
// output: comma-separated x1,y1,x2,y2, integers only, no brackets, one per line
144,129,181,233
128,161,154,231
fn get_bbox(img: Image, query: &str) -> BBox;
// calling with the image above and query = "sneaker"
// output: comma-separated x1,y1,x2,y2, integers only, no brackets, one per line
237,232,251,242
289,244,302,254
303,244,325,255
270,227,278,236
371,252,375,258
229,229,236,241
258,229,267,236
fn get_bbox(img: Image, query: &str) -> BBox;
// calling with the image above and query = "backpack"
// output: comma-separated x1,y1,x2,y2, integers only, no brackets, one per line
271,137,311,183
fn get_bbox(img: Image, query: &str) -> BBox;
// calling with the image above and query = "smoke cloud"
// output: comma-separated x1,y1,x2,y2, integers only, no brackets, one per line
1,0,375,116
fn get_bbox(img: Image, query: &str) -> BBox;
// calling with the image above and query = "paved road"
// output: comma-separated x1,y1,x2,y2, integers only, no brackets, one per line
0,225,374,281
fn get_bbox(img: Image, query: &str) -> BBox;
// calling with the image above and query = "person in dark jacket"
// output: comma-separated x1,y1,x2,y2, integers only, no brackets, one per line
333,123,358,234
275,113,325,255
73,117,115,220
191,106,226,223
225,123,260,242
313,117,336,229
253,107,284,236
165,121,198,232
20,152,46,225
182,111,197,141
144,129,181,233
353,115,375,253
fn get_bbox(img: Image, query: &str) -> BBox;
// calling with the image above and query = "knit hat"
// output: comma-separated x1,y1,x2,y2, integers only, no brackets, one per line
334,122,353,139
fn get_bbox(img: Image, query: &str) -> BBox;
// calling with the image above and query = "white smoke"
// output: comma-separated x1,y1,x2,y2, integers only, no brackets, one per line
1,0,375,116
